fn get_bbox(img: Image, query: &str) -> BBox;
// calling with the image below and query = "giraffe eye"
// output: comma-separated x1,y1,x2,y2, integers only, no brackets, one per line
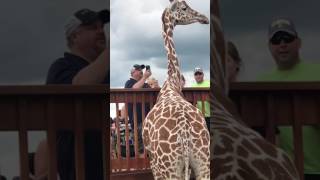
182,7,187,11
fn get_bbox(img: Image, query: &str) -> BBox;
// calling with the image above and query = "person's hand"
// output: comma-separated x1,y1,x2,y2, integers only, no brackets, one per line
143,70,152,79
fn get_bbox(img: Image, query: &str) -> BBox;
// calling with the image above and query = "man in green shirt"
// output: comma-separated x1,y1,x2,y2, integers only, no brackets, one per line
258,18,320,179
191,67,210,129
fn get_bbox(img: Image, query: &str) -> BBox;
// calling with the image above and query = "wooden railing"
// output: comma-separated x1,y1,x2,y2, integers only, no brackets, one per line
111,82,320,179
1,83,319,179
0,85,108,180
109,88,210,173
230,82,320,179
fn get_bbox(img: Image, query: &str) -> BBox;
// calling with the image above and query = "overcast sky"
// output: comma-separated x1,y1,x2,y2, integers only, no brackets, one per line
0,0,108,85
110,0,210,88
0,0,107,179
220,0,320,81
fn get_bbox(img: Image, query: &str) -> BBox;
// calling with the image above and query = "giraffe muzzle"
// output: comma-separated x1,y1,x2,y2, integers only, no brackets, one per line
198,14,209,24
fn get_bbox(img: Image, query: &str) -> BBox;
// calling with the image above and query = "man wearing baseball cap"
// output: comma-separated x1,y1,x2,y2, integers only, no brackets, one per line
47,8,109,85
192,67,210,129
258,17,320,179
126,64,150,89
124,64,151,156
44,8,110,180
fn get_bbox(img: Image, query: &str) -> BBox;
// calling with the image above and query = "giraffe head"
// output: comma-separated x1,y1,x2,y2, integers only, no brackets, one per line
168,0,209,26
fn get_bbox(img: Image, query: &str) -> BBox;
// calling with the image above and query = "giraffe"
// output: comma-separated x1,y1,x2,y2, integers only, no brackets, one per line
142,0,210,179
210,0,300,179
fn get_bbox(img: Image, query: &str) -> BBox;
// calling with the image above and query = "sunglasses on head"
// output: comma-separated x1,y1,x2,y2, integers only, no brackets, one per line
270,33,296,45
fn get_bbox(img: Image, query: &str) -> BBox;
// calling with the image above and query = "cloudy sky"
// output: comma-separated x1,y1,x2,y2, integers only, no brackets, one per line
220,0,320,81
0,0,108,85
0,0,107,179
110,0,210,88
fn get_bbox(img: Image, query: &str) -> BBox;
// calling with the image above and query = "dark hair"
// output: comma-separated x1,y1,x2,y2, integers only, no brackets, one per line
227,41,242,65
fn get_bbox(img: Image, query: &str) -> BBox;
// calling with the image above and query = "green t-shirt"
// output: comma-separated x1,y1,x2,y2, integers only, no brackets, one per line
258,61,320,174
258,62,320,81
191,80,210,117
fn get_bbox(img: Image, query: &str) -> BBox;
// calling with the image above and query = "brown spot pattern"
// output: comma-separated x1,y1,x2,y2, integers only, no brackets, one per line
241,139,260,155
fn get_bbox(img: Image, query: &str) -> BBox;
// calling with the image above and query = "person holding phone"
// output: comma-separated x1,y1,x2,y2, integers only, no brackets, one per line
124,64,151,155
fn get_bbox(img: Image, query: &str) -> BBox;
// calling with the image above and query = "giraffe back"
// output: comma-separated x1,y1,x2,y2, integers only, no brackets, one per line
143,90,210,179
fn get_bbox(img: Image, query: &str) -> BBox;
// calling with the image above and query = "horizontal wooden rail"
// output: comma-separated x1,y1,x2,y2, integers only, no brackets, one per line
1,82,319,179
229,82,320,179
0,85,109,180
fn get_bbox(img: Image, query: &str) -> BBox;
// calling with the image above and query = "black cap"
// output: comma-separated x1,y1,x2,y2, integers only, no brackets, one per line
65,8,110,36
268,18,297,39
133,64,145,70
74,8,109,25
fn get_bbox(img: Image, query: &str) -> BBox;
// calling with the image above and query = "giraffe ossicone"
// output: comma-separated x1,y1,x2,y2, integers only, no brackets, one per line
142,0,210,180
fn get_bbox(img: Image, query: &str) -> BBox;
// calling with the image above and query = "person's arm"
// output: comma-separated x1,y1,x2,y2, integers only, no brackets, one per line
132,70,151,88
72,48,109,84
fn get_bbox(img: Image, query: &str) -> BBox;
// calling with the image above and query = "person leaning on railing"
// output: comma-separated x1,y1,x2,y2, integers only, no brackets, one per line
257,18,320,180
34,8,110,180
147,76,160,88
124,64,151,156
191,67,210,130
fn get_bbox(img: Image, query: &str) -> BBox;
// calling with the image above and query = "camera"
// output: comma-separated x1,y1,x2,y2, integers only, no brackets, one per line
146,65,150,71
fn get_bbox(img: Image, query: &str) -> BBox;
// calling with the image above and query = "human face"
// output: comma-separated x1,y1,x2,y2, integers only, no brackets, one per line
74,21,106,53
132,69,143,80
269,32,301,69
227,55,240,83
194,72,204,83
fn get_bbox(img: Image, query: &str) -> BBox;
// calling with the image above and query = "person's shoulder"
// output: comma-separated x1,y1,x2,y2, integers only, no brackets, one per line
297,61,320,80
192,80,210,87
204,80,210,85
47,56,69,74
300,61,320,69
191,82,198,87
256,68,279,81
48,53,74,69
46,53,86,84
124,78,136,88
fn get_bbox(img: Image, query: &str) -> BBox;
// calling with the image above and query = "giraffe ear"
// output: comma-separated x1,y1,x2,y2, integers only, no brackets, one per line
171,2,177,10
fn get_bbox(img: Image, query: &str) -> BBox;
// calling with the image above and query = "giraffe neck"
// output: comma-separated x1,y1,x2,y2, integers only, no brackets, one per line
161,8,182,93
211,4,299,178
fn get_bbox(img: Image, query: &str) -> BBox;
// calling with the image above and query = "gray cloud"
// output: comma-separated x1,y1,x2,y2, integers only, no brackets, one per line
220,0,320,81
0,0,107,85
110,0,210,88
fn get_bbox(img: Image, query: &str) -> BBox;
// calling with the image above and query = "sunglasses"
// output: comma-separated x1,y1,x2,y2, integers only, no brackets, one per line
270,34,296,45
194,72,203,76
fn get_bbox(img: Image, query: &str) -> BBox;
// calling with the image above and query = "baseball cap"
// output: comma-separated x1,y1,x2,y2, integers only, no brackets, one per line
194,67,203,74
65,8,110,37
268,18,297,39
133,64,145,70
